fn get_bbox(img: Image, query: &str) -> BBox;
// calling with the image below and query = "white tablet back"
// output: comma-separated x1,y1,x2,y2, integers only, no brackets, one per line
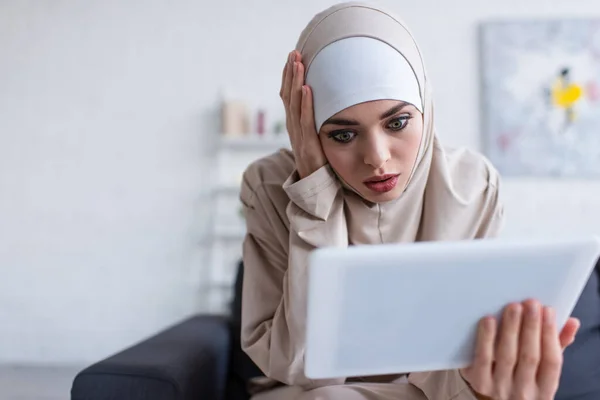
304,237,600,379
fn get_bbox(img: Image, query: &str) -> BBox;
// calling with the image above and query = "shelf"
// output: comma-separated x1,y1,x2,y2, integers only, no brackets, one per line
204,132,284,310
218,135,290,150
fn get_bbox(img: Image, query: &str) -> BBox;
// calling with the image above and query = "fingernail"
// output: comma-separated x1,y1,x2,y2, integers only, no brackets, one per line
510,303,522,317
527,300,539,317
544,306,555,325
289,51,294,63
302,86,306,96
484,316,495,331
293,62,297,76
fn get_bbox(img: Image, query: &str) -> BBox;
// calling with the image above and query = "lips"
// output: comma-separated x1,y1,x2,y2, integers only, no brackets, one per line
363,174,398,183
363,174,400,193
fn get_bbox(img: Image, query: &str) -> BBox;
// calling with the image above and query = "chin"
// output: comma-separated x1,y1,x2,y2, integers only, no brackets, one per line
360,186,404,203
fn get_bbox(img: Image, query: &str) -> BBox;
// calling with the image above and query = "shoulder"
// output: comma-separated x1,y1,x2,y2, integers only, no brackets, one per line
434,141,501,198
240,149,296,211
432,142,504,236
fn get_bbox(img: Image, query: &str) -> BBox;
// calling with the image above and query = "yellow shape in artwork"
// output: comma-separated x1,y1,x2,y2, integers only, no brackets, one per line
552,80,583,108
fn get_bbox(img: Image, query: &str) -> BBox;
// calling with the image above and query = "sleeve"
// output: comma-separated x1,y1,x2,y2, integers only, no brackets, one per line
239,164,348,389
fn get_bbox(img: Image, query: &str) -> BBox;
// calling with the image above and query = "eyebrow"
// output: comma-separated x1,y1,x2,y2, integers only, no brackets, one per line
322,101,410,127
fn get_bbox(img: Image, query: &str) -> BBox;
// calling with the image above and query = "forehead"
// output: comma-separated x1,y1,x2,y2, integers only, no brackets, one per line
332,99,417,119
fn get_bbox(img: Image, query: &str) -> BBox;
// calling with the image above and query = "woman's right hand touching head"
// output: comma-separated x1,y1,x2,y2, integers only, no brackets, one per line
461,299,580,400
280,50,327,179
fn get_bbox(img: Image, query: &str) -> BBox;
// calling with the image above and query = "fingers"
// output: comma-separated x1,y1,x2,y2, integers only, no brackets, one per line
289,59,305,131
513,299,542,396
280,52,294,106
292,50,301,63
559,317,580,349
278,50,326,178
465,301,566,400
301,85,317,137
280,50,306,140
493,303,522,398
537,307,563,397
280,50,303,104
464,316,496,395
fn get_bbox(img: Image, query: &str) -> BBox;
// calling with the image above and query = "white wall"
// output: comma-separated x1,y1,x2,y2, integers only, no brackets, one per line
1,0,600,365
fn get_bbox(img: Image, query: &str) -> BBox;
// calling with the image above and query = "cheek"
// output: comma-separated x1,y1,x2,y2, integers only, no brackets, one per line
319,138,357,179
391,127,423,162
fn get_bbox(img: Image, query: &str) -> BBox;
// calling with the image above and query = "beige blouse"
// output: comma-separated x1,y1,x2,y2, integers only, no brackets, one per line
239,144,503,399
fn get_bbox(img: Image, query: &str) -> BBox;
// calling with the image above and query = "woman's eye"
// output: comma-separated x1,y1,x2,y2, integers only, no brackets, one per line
330,131,356,143
387,117,409,131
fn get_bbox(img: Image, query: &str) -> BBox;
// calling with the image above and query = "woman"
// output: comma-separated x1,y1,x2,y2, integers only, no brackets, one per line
239,2,580,399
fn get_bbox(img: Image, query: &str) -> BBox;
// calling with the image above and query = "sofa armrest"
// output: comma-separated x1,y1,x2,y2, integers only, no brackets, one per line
71,315,231,400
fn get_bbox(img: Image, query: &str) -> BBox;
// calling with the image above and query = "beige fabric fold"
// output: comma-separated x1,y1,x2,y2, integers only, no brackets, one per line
239,2,504,399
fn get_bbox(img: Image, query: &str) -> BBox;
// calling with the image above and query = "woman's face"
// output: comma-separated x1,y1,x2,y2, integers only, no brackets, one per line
318,99,423,203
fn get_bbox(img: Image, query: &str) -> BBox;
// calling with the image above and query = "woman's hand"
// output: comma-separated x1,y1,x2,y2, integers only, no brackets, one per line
461,299,580,400
280,50,327,179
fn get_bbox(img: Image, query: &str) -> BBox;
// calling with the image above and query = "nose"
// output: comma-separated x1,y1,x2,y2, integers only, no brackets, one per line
363,133,391,169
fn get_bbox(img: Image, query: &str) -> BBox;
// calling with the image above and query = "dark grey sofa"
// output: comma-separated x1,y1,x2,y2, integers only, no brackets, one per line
70,259,600,400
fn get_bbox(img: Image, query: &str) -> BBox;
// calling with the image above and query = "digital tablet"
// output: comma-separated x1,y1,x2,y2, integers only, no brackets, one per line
304,236,600,379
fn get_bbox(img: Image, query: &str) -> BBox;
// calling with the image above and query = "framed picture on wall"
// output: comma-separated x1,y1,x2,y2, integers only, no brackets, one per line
480,20,600,177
